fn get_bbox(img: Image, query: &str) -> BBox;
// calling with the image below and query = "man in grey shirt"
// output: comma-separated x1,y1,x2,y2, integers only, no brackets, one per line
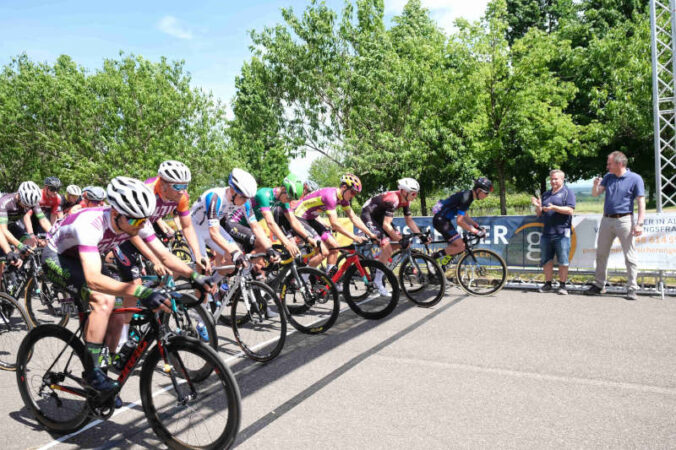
585,151,645,300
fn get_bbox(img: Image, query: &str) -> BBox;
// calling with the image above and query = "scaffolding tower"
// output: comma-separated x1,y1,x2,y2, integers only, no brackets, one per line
651,0,676,211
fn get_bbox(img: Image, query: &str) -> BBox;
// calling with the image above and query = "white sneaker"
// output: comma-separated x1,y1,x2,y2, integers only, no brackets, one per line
374,272,390,296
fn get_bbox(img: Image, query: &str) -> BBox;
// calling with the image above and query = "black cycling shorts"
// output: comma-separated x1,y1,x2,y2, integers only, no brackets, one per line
221,220,256,253
113,240,143,282
432,213,460,243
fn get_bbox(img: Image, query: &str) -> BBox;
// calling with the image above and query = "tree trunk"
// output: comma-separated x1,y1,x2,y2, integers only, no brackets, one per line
497,160,507,215
420,190,427,216
539,177,547,196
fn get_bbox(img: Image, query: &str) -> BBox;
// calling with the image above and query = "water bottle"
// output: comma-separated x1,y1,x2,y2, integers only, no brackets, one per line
113,334,139,371
195,322,209,342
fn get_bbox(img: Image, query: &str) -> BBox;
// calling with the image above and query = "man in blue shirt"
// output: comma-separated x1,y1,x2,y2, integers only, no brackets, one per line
585,151,645,300
531,170,576,295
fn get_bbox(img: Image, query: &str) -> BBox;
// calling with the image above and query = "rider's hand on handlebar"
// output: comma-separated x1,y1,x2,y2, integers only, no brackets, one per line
475,227,487,238
196,257,211,275
6,251,21,266
137,287,172,313
152,261,170,277
190,272,218,294
284,240,300,258
266,247,281,263
353,235,368,244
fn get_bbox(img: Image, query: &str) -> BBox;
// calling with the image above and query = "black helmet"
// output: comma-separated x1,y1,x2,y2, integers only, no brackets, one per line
474,177,493,193
44,176,61,190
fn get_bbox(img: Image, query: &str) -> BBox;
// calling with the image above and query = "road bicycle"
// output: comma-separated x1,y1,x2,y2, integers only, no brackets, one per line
207,253,287,362
426,232,508,295
16,281,241,449
264,244,340,334
0,287,33,370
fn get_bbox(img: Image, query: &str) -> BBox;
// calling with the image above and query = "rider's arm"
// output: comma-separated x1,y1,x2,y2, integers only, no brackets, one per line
326,210,358,240
262,209,293,247
39,216,52,233
0,223,14,253
345,208,377,239
404,215,422,234
1,222,25,249
129,234,165,267
144,236,195,278
155,218,172,235
285,212,315,243
249,220,274,249
80,251,143,297
381,216,401,240
456,213,481,234
209,225,241,255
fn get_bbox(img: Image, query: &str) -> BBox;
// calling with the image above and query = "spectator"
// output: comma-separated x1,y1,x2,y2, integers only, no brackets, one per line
585,151,645,300
531,169,576,295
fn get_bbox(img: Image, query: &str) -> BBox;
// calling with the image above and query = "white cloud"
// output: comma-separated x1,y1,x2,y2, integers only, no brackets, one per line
384,0,490,33
157,16,194,40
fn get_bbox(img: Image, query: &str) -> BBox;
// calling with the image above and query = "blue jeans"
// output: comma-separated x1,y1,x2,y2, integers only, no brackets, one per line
540,234,570,267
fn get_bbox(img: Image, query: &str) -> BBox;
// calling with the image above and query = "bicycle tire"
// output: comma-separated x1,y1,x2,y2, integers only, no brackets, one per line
140,336,241,449
0,292,34,371
342,260,399,320
398,253,446,307
279,266,339,334
171,248,194,264
24,276,70,327
456,248,507,295
16,324,90,432
231,280,286,362
161,296,218,382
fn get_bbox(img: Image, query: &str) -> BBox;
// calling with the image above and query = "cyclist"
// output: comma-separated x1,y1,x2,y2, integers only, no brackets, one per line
293,174,377,276
431,177,493,263
43,176,215,397
61,185,82,215
113,160,208,279
360,178,429,293
0,182,47,279
191,168,278,281
41,176,64,224
70,186,107,214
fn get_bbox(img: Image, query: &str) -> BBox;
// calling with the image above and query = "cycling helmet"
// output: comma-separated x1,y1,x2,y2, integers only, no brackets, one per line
282,174,304,200
66,184,82,196
340,173,362,193
158,160,192,184
83,186,106,202
228,168,258,198
18,181,42,207
474,177,494,193
304,179,319,193
106,177,156,218
44,176,61,190
397,177,420,193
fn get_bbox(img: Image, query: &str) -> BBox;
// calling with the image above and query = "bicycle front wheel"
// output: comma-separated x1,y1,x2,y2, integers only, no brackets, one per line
342,260,399,320
280,266,339,334
0,292,34,370
16,324,90,432
24,276,70,327
231,281,286,362
398,253,446,307
456,249,507,295
141,336,241,450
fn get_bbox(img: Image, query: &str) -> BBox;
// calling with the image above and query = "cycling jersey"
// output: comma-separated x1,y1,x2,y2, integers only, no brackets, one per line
39,188,62,216
249,187,290,222
144,176,191,223
433,190,474,220
191,187,256,229
47,207,155,258
361,191,412,225
0,192,46,225
293,187,351,221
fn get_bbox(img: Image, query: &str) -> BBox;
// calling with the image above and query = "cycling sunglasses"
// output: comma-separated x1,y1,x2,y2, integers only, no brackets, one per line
47,186,59,192
172,183,189,191
126,216,148,228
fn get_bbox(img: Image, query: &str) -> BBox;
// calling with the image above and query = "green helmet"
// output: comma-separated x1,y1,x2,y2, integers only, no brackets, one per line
282,173,304,200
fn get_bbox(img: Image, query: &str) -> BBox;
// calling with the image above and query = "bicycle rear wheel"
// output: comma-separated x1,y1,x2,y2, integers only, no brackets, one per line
342,260,399,320
231,281,286,362
398,253,446,307
280,266,339,334
16,324,90,432
141,337,241,449
24,276,70,327
0,292,33,370
456,249,507,295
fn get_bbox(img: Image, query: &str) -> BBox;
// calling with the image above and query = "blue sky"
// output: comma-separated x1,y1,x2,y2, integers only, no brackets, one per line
0,0,490,177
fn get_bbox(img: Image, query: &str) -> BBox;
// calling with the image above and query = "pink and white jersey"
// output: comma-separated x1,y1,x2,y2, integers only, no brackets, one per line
293,187,351,221
47,206,156,258
144,176,191,223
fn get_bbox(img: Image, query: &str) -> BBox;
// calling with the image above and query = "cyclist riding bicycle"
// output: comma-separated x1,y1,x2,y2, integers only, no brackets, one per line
293,173,377,275
113,160,208,276
360,177,430,294
191,168,278,281
43,176,215,397
0,182,50,279
431,177,493,263
70,186,107,215
61,184,82,215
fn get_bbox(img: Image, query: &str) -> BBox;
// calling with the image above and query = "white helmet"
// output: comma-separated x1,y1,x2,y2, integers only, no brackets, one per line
18,181,42,207
228,168,258,198
83,186,106,202
158,160,191,184
397,177,420,193
66,184,82,196
106,176,156,218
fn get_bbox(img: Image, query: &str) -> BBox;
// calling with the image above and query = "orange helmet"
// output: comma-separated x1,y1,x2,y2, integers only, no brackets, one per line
340,173,362,193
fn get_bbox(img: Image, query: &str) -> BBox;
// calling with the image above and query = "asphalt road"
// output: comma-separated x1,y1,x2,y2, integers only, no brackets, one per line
2,285,676,449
